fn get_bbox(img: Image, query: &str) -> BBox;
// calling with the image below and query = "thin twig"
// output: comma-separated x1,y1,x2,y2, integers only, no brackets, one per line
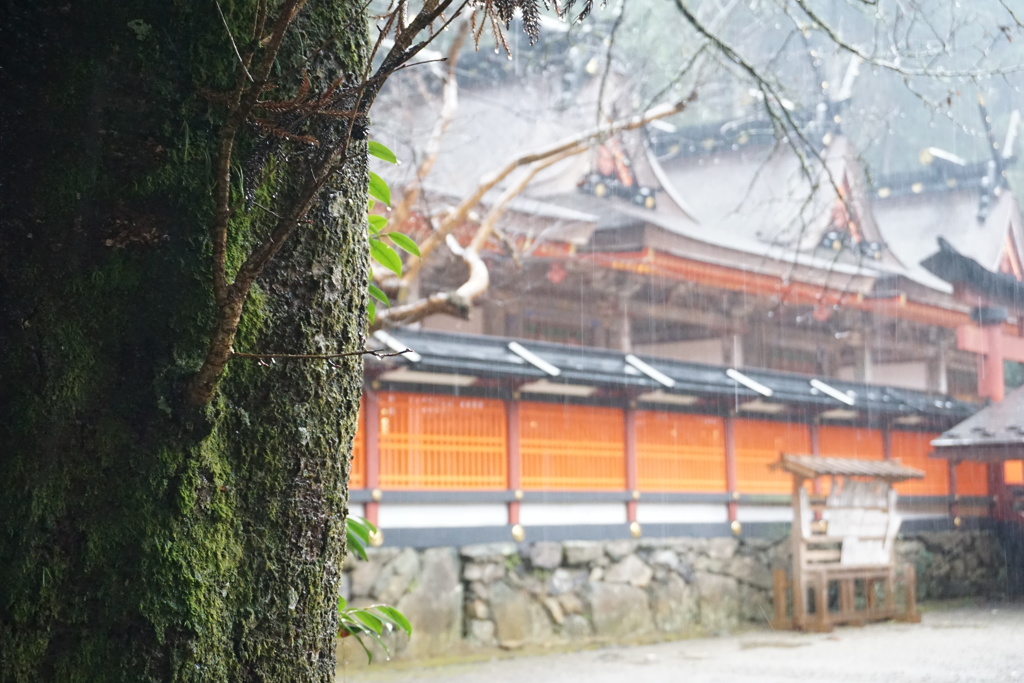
595,0,628,127
215,0,254,82
232,347,413,360
392,18,470,230
403,93,696,284
251,201,285,219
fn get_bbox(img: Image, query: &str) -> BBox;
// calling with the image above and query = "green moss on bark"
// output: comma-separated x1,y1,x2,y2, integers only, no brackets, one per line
0,1,369,680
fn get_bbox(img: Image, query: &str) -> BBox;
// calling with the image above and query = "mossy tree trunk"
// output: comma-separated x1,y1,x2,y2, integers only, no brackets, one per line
0,2,369,680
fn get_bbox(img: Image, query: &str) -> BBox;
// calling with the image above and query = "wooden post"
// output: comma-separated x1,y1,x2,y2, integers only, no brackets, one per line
989,460,1012,521
980,322,1006,402
809,420,823,510
813,572,829,631
865,577,877,613
725,411,738,522
902,563,921,623
364,387,381,527
790,475,806,630
507,396,522,526
772,568,791,629
625,403,639,523
948,460,960,520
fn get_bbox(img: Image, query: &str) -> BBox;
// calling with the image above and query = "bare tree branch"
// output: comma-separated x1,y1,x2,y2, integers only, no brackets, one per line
232,348,411,360
786,0,1023,78
401,92,697,286
391,18,471,229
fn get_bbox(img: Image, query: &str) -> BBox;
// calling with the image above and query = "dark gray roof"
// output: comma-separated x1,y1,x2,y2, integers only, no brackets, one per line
369,329,976,424
932,385,1024,450
921,236,1024,309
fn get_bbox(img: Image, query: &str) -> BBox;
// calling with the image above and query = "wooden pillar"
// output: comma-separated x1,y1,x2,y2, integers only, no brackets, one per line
962,312,1008,508
989,460,1012,521
790,475,806,629
948,460,960,521
363,387,381,527
625,403,639,523
854,337,874,384
928,343,949,394
618,297,633,353
980,322,1006,402
725,411,738,522
809,420,823,500
728,333,745,368
882,424,892,461
507,396,522,526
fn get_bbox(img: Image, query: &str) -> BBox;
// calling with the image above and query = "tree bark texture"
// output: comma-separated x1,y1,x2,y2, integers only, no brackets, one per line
0,2,368,680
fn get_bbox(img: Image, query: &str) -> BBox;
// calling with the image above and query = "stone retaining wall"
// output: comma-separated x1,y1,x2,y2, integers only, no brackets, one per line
339,530,1006,660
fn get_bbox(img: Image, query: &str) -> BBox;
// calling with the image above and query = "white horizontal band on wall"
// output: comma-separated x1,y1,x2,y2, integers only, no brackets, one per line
377,504,509,529
519,503,627,526
635,503,729,524
736,505,793,523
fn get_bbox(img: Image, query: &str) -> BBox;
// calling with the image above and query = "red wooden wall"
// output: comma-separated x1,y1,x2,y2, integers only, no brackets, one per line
349,391,989,505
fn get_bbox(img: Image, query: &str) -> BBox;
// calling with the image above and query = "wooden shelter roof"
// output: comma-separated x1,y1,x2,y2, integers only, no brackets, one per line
931,384,1024,452
775,453,925,481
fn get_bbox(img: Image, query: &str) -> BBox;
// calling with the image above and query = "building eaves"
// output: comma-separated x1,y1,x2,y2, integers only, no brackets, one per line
920,237,1024,309
368,329,977,423
932,384,1024,449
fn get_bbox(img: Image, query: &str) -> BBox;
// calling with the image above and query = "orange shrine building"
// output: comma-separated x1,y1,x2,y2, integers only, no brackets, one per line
357,70,1024,545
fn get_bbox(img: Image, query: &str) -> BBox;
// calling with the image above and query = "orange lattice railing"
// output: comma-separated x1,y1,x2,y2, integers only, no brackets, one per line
1006,461,1024,486
891,431,949,497
734,418,811,494
520,402,626,490
814,425,885,493
636,411,726,491
818,425,885,460
957,460,990,496
349,403,366,489
378,392,508,490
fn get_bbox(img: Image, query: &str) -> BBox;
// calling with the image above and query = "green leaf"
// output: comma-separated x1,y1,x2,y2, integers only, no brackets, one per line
351,633,376,663
351,609,385,634
360,629,392,655
386,232,420,257
369,239,402,276
377,606,413,635
368,214,388,235
347,530,368,561
347,517,372,543
366,301,377,328
338,597,348,612
368,284,389,306
368,171,391,207
346,517,371,561
368,140,398,164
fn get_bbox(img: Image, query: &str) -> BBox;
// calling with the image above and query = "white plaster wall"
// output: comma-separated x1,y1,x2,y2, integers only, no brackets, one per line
377,504,508,528
635,503,729,524
736,505,793,523
869,361,929,391
633,338,724,365
519,503,627,526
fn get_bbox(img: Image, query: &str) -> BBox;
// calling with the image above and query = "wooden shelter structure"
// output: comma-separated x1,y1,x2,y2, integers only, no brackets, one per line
771,454,924,631
931,385,1024,522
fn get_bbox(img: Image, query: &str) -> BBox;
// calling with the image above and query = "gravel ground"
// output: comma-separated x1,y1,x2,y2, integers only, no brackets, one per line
337,602,1024,683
